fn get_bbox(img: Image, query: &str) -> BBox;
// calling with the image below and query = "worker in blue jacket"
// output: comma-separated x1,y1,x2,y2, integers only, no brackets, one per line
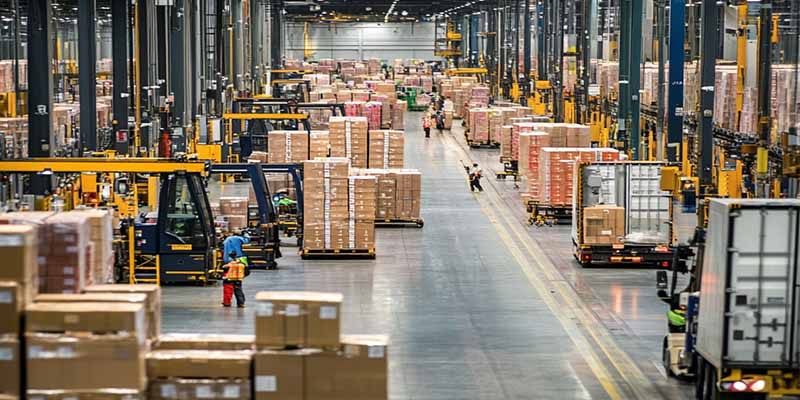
222,231,251,263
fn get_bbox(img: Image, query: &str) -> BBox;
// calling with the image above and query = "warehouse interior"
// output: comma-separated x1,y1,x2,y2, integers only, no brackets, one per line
0,0,800,399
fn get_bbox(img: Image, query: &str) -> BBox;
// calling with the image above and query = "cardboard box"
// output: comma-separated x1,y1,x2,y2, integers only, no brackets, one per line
26,333,146,391
82,284,161,340
146,350,253,379
26,302,145,338
0,282,21,335
305,335,388,400
26,390,144,399
0,225,37,288
582,205,626,245
154,333,254,351
254,349,319,400
0,336,19,396
254,291,343,349
149,378,250,400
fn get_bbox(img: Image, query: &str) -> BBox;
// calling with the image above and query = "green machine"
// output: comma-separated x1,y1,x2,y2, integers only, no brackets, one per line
397,86,429,111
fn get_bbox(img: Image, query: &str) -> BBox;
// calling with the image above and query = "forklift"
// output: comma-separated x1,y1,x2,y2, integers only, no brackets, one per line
0,157,219,284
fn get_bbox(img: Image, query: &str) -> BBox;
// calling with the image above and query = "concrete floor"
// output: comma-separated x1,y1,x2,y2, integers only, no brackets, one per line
162,112,694,399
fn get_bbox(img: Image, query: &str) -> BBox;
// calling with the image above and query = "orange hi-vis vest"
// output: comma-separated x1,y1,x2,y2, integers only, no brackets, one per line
224,261,246,281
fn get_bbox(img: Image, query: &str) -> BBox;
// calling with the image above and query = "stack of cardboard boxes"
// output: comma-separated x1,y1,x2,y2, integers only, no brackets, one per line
147,349,253,399
253,291,388,400
303,159,377,251
518,131,551,201
0,117,28,157
37,212,90,294
368,130,404,169
0,225,37,399
351,169,422,222
538,148,620,206
467,108,490,144
268,131,310,163
582,205,626,245
220,197,249,232
330,117,369,169
391,100,406,130
309,131,330,159
25,301,149,398
70,209,115,285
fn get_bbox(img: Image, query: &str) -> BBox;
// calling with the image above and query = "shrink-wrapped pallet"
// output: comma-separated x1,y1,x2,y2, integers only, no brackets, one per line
538,148,620,206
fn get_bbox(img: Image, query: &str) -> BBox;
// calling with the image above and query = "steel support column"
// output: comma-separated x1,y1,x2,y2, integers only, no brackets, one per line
666,0,685,162
27,0,52,158
270,0,283,68
523,0,532,100
618,0,631,148
78,0,97,152
629,0,643,159
170,0,186,126
755,0,772,197
112,0,129,155
698,0,718,192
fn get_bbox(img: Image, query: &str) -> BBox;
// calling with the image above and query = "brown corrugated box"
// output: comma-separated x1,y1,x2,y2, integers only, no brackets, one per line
146,350,253,379
0,282,21,335
68,209,115,286
82,284,161,340
0,336,19,396
255,291,343,349
33,293,149,338
149,378,250,400
582,205,626,245
26,302,145,338
39,212,90,294
26,333,146,391
254,349,320,400
154,333,254,351
0,225,37,302
305,335,388,400
26,389,144,400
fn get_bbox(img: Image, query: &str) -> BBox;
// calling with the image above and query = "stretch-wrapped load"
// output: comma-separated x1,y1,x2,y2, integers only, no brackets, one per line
69,209,114,286
344,101,365,117
368,130,404,169
539,148,620,205
39,212,91,294
468,108,490,144
267,131,309,163
364,101,383,130
518,131,551,200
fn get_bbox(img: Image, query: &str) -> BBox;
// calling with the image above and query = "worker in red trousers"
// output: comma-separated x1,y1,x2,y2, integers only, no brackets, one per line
222,252,249,308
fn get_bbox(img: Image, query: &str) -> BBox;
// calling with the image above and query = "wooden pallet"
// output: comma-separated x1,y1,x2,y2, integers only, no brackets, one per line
375,218,424,228
300,248,376,259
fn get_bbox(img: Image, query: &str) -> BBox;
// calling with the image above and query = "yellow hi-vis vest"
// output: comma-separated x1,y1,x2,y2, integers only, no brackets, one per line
225,261,246,281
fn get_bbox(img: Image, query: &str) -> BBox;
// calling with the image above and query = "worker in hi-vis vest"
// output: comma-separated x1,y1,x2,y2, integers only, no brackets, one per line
221,252,249,308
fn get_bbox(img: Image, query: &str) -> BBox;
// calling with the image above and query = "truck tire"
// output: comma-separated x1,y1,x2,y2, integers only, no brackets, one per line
662,336,674,377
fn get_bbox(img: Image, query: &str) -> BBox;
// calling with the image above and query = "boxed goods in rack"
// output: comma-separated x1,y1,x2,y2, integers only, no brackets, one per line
329,117,369,168
267,131,310,163
310,130,329,159
368,130,404,169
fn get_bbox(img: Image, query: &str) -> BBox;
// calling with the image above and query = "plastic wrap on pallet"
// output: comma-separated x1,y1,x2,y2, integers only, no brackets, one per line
538,148,620,206
364,101,382,130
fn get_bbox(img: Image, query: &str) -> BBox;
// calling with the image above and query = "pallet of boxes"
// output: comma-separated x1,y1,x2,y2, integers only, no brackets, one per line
254,291,389,400
302,158,377,258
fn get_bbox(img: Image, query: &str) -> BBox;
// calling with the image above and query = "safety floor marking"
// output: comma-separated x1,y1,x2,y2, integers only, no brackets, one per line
445,131,659,400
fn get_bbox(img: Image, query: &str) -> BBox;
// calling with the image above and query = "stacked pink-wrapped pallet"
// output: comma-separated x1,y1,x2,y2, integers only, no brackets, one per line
344,101,365,117
352,90,371,102
468,108,490,144
598,61,619,99
539,148,620,205
371,94,391,128
453,90,467,118
470,86,490,107
336,90,353,103
713,66,737,131
527,123,591,147
364,102,383,130
403,76,421,87
420,76,433,92
739,88,758,134
500,126,514,159
417,93,431,108
519,131,551,200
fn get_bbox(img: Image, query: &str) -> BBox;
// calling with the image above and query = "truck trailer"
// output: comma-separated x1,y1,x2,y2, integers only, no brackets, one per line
693,198,800,399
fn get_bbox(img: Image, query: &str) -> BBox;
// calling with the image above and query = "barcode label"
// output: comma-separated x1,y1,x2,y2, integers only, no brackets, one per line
285,304,300,317
160,384,177,399
257,302,274,316
368,345,385,358
256,375,277,392
320,305,338,320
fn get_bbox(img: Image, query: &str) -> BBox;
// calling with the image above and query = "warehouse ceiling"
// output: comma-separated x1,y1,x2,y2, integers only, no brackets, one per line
284,0,496,22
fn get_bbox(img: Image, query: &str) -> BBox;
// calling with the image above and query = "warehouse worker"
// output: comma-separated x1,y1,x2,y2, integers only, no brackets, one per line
422,114,432,138
469,163,484,192
222,252,249,308
222,231,251,263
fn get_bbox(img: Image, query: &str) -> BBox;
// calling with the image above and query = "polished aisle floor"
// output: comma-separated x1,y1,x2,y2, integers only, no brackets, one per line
161,111,693,399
